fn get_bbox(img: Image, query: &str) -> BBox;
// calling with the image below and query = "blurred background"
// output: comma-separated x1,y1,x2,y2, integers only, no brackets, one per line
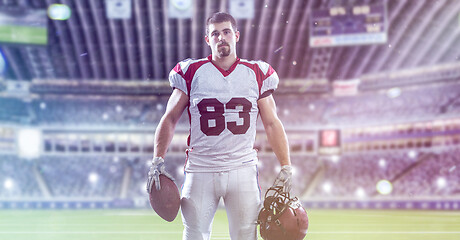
0,0,459,211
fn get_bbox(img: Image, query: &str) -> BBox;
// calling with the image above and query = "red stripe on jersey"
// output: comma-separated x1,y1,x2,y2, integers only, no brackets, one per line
173,59,209,97
207,55,241,77
239,61,276,96
173,59,209,147
187,106,191,146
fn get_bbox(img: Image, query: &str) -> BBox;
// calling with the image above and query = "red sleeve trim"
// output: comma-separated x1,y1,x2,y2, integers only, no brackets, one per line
173,59,209,97
240,62,276,96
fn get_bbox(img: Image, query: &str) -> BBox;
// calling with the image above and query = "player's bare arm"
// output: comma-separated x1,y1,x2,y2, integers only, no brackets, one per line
147,88,188,194
258,95,290,166
154,88,189,158
258,94,293,192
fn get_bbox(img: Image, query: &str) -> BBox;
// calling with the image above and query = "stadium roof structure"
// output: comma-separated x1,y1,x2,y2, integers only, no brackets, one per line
0,0,459,87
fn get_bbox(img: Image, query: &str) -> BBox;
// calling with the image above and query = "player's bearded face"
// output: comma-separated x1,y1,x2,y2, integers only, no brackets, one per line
206,22,239,58
217,42,231,57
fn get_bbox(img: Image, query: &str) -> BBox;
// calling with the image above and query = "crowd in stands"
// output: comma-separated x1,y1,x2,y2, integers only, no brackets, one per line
275,82,460,129
1,82,458,130
36,156,125,198
0,155,42,198
310,149,460,199
0,98,32,124
1,82,460,203
322,83,460,127
311,151,418,199
30,97,170,127
1,147,459,201
391,149,460,198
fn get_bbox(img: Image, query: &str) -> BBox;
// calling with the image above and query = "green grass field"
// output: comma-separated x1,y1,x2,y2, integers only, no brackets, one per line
1,209,459,240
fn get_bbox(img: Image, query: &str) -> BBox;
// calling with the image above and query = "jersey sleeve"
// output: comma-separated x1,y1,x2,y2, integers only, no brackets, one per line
169,59,192,95
259,61,279,95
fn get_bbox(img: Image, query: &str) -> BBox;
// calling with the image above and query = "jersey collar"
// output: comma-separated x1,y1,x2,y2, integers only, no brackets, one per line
207,55,240,77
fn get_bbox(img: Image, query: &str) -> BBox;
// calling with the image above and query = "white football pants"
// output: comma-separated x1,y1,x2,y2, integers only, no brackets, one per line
181,165,261,240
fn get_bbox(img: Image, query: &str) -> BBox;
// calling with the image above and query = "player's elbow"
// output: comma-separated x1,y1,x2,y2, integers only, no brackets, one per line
263,117,284,134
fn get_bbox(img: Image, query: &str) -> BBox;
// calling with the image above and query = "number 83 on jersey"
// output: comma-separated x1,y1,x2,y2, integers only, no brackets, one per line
197,97,252,136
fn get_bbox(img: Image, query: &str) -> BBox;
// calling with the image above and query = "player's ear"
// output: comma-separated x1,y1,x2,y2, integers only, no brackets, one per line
235,30,240,43
205,35,210,46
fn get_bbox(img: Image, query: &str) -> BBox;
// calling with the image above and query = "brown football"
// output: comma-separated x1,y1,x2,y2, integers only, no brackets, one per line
149,174,181,222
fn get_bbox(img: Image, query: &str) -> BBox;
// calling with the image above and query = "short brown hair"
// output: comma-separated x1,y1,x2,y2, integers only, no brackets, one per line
206,12,237,35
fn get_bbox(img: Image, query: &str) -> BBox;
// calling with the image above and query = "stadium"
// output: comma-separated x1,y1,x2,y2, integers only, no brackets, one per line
1,0,460,239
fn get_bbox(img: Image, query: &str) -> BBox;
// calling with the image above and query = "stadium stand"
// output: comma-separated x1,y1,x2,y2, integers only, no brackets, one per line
1,81,460,210
0,155,42,198
0,98,32,124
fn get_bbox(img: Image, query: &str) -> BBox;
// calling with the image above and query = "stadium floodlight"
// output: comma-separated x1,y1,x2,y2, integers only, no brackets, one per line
47,4,71,21
387,87,401,98
17,128,42,159
355,187,366,198
177,166,184,176
140,182,147,195
376,179,393,195
3,178,13,190
322,182,332,193
283,109,290,116
330,155,340,163
156,103,163,111
408,150,417,159
378,158,387,168
436,177,447,189
88,172,99,183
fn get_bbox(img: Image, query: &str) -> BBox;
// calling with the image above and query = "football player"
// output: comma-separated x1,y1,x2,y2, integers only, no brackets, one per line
148,12,292,240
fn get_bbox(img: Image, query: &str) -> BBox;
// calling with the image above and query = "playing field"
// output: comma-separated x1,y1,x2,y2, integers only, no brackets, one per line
1,209,459,240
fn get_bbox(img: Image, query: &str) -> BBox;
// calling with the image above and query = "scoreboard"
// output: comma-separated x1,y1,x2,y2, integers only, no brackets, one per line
310,3,387,47
318,129,341,155
0,9,48,45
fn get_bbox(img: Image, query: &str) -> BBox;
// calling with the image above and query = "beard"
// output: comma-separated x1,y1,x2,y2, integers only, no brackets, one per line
217,44,231,57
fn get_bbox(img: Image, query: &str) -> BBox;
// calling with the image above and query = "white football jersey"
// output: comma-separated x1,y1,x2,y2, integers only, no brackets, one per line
169,55,279,172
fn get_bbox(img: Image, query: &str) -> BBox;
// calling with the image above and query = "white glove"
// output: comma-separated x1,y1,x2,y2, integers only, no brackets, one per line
146,157,175,193
272,165,292,192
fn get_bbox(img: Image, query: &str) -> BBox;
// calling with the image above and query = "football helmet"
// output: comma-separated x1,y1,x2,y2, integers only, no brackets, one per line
258,186,308,240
